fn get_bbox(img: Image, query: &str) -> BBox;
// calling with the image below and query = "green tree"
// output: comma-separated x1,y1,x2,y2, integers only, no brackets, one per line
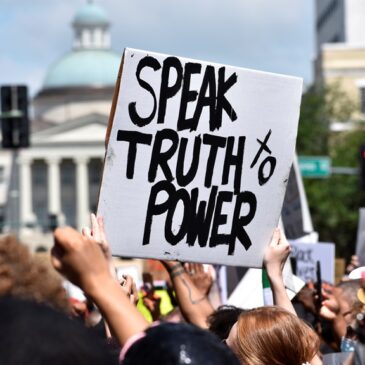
297,84,365,259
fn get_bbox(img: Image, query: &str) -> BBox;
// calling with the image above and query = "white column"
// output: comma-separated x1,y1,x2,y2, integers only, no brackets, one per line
76,157,90,231
47,157,62,215
19,157,35,225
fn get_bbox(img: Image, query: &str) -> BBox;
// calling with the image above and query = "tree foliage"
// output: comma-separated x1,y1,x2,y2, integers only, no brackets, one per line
297,84,365,259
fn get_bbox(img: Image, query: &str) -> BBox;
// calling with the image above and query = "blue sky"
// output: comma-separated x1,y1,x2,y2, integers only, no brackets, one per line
0,0,315,96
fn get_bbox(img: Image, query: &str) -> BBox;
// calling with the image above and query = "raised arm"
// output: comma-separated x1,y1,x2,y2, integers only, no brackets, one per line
162,260,214,328
51,227,148,346
264,228,322,365
263,228,295,315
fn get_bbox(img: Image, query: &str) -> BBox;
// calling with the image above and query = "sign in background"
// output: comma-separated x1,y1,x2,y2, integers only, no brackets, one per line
290,241,335,283
298,156,331,178
98,48,303,267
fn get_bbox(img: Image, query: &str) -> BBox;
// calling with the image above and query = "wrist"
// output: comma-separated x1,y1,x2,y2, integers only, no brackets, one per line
267,272,285,288
266,266,283,280
163,261,183,271
83,273,116,299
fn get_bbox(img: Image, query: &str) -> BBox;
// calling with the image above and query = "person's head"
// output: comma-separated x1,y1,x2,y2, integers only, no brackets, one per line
0,235,69,312
208,305,245,340
226,306,320,365
122,322,239,365
335,280,362,326
0,296,115,365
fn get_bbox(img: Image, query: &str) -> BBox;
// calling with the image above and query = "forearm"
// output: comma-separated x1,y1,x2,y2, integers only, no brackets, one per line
332,316,347,343
266,269,296,316
168,263,214,328
87,277,149,346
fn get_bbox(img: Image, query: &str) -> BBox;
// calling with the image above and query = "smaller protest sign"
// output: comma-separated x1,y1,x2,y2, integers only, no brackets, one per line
290,241,335,284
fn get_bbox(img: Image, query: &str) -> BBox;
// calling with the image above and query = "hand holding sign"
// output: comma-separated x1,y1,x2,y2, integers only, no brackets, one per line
264,228,291,278
183,263,214,297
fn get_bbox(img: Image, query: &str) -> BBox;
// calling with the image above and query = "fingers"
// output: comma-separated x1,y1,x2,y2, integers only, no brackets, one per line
131,280,138,300
131,281,138,305
143,297,154,311
207,265,215,279
88,213,111,260
270,228,291,254
97,216,108,244
184,263,192,274
270,228,281,246
91,213,101,242
278,228,288,244
122,275,133,292
82,227,92,239
320,305,336,320
121,275,139,305
183,262,204,275
50,245,63,271
54,226,81,252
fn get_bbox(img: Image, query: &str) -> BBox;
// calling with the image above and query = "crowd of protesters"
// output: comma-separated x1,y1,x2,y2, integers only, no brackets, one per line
1,213,365,365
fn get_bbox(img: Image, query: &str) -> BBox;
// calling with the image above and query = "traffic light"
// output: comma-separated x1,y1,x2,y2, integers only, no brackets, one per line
0,85,30,148
360,144,365,190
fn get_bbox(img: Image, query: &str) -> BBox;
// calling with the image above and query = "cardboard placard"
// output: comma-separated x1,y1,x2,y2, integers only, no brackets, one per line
290,241,335,283
281,155,314,239
98,48,303,267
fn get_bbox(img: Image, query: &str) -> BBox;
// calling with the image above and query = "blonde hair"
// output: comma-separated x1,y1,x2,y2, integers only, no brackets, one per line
235,306,319,365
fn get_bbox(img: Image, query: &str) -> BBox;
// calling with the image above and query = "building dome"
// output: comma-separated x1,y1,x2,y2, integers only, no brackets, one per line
73,0,109,26
40,1,120,90
43,50,120,89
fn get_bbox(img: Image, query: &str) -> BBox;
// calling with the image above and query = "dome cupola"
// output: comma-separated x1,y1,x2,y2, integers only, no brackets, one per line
41,0,120,90
72,0,111,50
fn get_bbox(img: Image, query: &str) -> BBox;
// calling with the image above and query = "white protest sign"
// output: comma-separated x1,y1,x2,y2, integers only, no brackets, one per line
356,208,365,265
98,48,303,267
290,241,335,283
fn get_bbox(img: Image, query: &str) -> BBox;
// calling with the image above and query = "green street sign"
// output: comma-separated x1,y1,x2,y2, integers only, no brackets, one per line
298,156,331,178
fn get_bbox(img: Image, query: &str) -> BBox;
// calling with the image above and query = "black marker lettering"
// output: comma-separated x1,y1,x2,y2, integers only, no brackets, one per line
177,62,201,131
158,57,183,124
148,129,179,183
129,56,161,126
116,130,152,179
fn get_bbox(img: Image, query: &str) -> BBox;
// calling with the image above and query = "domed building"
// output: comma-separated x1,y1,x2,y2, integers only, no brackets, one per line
33,0,120,124
16,0,121,246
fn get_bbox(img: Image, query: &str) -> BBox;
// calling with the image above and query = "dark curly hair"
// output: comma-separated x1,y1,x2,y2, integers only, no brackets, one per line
0,235,70,312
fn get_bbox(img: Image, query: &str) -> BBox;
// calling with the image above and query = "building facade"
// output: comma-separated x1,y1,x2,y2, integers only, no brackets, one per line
13,1,121,248
315,0,365,127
